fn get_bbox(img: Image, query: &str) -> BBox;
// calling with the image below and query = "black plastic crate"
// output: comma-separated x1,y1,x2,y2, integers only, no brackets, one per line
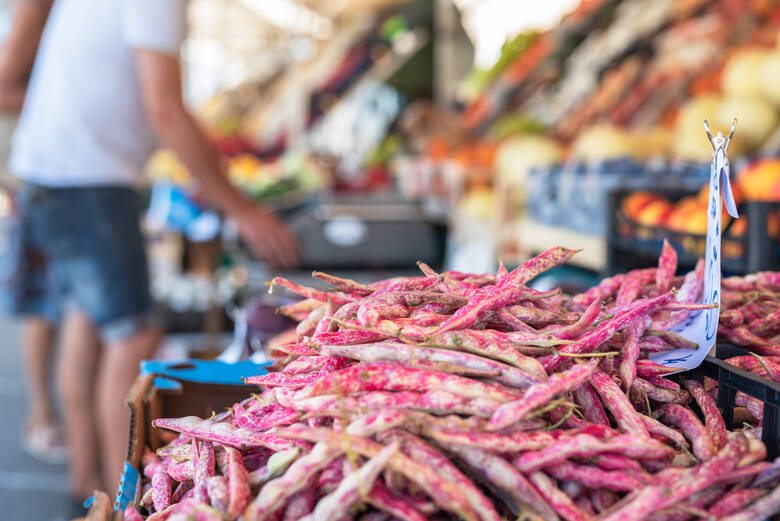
688,345,780,460
605,187,780,275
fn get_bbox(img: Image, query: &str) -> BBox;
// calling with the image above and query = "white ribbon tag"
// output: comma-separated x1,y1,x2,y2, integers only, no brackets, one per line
650,120,739,370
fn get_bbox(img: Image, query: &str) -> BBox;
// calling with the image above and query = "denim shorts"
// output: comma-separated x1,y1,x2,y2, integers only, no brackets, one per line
0,183,154,342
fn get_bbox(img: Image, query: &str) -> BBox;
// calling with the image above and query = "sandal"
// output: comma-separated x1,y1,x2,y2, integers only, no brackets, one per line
22,422,69,465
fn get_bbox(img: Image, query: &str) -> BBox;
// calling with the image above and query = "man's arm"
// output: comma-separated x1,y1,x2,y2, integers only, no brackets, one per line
0,0,52,113
134,49,298,268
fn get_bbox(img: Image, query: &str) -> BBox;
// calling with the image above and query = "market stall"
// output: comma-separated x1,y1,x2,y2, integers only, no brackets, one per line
61,1,780,520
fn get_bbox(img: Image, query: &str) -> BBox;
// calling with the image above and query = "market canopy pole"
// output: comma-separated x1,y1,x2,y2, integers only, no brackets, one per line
649,118,740,371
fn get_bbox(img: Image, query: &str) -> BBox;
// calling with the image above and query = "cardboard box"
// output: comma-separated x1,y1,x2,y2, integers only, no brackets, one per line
84,359,267,521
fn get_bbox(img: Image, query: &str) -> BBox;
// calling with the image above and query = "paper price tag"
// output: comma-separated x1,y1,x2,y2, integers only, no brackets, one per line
649,120,740,370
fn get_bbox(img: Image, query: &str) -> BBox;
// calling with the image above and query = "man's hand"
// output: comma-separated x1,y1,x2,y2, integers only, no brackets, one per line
233,204,299,269
135,49,299,268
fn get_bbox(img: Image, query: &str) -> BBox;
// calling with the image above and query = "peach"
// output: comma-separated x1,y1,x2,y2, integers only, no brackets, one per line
636,199,674,227
622,191,661,220
738,159,780,201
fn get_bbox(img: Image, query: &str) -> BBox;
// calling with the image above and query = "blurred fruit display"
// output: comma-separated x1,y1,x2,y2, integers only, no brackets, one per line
613,158,780,273
146,150,328,205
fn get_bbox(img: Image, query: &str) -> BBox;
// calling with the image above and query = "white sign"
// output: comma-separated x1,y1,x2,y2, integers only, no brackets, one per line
650,120,740,370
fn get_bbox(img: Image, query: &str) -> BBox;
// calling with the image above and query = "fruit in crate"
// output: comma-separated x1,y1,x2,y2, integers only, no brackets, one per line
666,196,701,231
636,198,673,227
737,158,780,201
621,191,662,220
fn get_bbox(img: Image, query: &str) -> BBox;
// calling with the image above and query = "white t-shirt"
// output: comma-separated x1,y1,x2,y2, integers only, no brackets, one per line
10,0,186,187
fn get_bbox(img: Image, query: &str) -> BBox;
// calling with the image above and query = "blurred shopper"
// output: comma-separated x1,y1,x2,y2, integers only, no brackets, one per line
0,0,67,464
5,0,298,499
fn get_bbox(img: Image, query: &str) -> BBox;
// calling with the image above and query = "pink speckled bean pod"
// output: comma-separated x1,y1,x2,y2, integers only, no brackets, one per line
312,301,336,337
574,495,595,516
487,360,597,430
545,461,644,492
619,320,642,392
659,403,715,461
244,442,344,521
298,362,522,403
124,506,145,521
282,487,316,521
746,309,780,337
499,247,579,288
379,430,501,521
631,378,691,404
707,488,766,517
301,442,399,521
445,443,557,521
429,249,577,336
502,305,578,325
596,486,666,521
206,475,229,513
152,468,174,511
615,272,644,311
319,341,541,389
310,329,390,346
423,429,556,452
592,454,644,473
277,298,322,319
719,308,744,327
654,433,749,510
428,285,533,337
171,481,193,504
357,303,410,327
542,291,673,371
590,368,650,437
635,359,678,378
311,271,375,295
153,416,305,451
572,273,626,308
551,297,603,340
719,326,780,356
590,489,617,513
275,427,479,521
682,379,727,450
527,471,590,521
640,414,687,447
233,403,301,432
735,392,764,420
513,433,672,473
425,330,551,378
366,479,428,521
572,382,610,425
345,408,414,437
270,277,356,306
296,305,326,340
225,447,250,519
637,336,676,353
655,239,678,292
494,308,536,333
713,461,771,486
192,440,214,503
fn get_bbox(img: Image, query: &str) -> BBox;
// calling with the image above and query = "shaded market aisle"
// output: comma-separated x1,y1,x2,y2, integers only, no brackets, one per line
0,317,83,520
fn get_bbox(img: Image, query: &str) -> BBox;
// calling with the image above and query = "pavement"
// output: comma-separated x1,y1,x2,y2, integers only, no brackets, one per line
0,317,87,520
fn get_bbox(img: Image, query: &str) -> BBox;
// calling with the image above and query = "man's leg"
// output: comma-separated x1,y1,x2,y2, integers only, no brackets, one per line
96,327,160,494
22,315,56,428
56,309,102,499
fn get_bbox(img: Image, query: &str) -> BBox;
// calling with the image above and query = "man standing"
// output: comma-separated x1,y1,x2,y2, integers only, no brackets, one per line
5,0,297,499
